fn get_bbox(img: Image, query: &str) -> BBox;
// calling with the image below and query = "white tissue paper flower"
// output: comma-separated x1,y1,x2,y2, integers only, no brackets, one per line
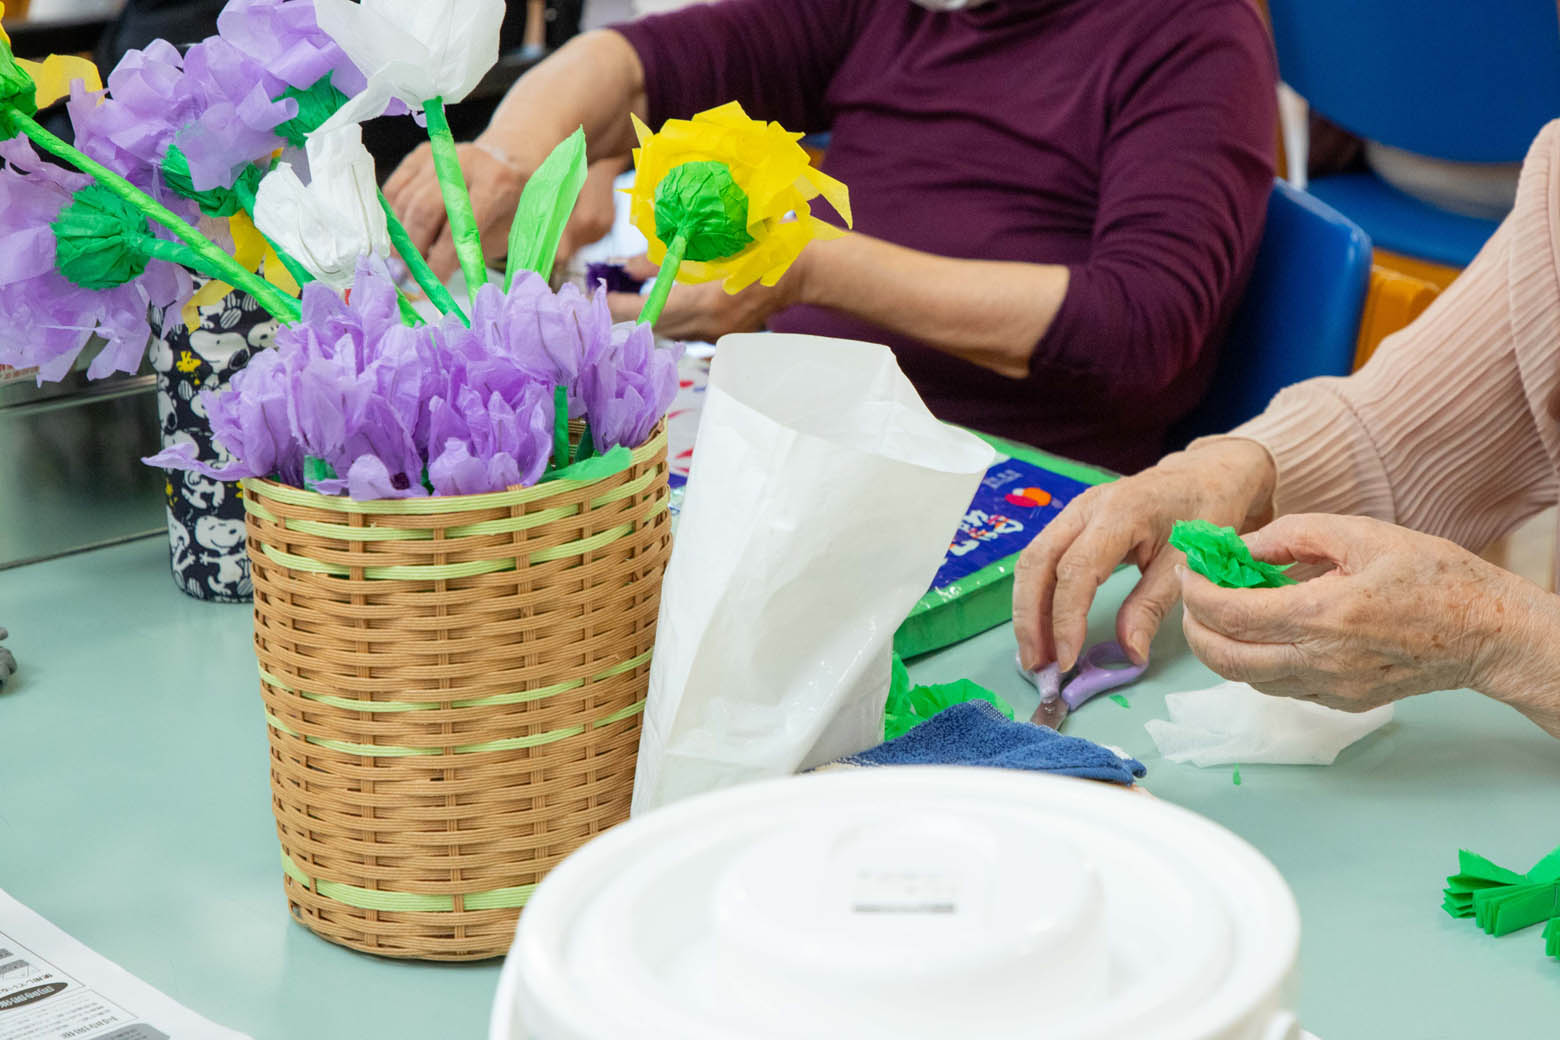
313,0,506,131
252,123,391,290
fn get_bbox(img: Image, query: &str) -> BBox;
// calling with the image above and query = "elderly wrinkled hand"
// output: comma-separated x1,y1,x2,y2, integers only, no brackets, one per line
1179,513,1526,712
604,253,797,340
1012,439,1277,674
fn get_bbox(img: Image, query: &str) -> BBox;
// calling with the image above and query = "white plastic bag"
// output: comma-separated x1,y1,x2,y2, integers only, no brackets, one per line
632,333,995,814
1145,680,1393,766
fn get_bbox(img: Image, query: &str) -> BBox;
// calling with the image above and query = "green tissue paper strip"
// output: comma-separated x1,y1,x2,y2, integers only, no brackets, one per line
506,126,588,287
653,160,754,262
52,183,152,289
1169,519,1295,589
1441,844,1560,955
542,445,632,485
883,653,1016,741
422,96,488,309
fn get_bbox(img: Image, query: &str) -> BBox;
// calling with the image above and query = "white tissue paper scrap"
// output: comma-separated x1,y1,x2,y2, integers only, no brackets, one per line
1145,680,1392,766
631,333,995,815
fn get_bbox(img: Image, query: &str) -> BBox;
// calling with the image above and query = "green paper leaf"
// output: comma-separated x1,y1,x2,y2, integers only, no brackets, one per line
551,385,569,473
654,160,754,263
883,673,1016,741
52,183,153,289
572,423,596,466
1169,519,1295,589
505,126,588,286
541,445,633,485
276,73,350,149
160,147,263,218
1440,844,1560,943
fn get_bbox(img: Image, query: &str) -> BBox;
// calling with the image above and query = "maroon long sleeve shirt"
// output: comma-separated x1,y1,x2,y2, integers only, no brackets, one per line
615,0,1276,471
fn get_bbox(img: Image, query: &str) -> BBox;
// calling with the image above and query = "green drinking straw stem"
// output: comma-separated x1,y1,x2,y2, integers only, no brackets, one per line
1,108,301,323
637,232,688,328
379,192,468,325
421,96,488,310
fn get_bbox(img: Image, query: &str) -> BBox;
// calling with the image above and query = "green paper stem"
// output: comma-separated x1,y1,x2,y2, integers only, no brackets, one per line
541,444,633,485
302,455,338,492
505,126,588,288
421,96,487,310
637,231,687,328
230,175,315,292
551,385,569,472
380,191,467,325
137,237,205,269
2,108,301,323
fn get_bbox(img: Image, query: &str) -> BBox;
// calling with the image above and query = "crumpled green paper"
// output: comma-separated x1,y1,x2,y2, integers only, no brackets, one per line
506,126,587,286
884,652,1016,741
51,183,153,289
161,145,264,218
1169,519,1295,589
1443,845,1560,956
653,160,754,263
277,74,350,149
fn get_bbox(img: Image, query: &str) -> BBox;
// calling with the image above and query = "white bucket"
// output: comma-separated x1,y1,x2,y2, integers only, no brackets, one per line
491,768,1306,1040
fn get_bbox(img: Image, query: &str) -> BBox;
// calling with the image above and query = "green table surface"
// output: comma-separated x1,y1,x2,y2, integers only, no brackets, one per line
3,536,1559,1039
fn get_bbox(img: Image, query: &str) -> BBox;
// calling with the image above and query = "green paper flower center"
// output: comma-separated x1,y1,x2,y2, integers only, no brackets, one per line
52,183,153,290
653,160,755,262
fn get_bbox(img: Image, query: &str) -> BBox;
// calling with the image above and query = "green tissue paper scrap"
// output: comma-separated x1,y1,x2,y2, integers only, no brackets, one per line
883,653,1016,741
1232,765,1242,787
1169,519,1295,589
1442,844,1560,956
1108,693,1130,709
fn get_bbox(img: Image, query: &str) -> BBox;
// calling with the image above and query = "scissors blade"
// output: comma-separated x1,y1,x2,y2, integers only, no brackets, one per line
1029,695,1069,730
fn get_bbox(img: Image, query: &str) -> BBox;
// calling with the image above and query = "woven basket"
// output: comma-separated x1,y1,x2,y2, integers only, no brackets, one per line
242,427,671,960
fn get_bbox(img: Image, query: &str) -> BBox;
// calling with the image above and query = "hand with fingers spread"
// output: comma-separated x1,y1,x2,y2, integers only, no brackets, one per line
1012,438,1278,674
1178,513,1560,730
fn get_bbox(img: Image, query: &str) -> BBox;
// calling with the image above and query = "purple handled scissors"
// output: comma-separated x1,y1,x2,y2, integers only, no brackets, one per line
1015,641,1148,730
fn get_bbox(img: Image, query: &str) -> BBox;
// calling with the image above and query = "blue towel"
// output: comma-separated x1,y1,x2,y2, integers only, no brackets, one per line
833,701,1147,786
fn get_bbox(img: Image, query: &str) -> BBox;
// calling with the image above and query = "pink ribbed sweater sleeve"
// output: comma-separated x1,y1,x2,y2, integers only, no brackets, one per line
1228,120,1560,554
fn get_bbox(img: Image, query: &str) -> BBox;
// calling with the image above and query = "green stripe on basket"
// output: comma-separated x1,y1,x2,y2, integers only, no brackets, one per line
259,649,654,714
280,851,535,912
243,432,663,517
254,497,668,580
264,698,644,757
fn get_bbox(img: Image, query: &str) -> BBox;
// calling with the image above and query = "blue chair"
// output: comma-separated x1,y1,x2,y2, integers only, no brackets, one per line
1171,179,1372,445
1267,0,1560,269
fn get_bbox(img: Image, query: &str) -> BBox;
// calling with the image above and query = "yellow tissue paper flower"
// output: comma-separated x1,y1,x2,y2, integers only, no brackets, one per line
0,2,102,110
628,101,851,293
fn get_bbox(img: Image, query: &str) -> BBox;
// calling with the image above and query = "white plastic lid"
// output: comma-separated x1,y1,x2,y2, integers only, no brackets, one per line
493,768,1301,1040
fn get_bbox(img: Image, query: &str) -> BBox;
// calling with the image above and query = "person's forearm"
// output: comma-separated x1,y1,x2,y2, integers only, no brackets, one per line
478,30,648,171
1471,576,1560,738
793,233,1068,380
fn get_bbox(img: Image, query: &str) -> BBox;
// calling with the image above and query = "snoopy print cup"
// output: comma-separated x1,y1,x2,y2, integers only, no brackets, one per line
152,282,278,602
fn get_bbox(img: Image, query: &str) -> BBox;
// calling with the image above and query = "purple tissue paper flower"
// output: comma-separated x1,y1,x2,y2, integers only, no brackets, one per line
580,321,682,453
216,0,370,98
146,262,677,500
0,138,191,383
170,36,296,192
